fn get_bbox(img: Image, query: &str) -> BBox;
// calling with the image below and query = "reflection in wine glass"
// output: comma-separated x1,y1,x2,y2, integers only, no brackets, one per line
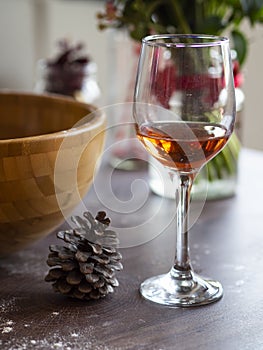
133,34,236,306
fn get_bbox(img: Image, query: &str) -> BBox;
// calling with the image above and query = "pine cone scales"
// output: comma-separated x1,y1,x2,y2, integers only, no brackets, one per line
45,211,123,300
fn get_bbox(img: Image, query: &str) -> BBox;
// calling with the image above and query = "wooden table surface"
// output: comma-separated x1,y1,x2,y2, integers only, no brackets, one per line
1,148,263,350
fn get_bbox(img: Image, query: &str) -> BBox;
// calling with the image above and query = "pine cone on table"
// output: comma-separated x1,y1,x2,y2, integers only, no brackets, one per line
45,211,123,300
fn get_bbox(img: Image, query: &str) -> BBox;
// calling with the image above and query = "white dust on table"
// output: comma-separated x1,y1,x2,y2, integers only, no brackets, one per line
0,297,125,349
0,318,130,350
52,312,60,316
221,263,247,294
1,320,14,334
0,327,129,350
0,297,18,336
0,297,17,314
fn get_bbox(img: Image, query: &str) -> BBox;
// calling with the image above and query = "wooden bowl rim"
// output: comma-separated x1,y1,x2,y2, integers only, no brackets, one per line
0,90,105,144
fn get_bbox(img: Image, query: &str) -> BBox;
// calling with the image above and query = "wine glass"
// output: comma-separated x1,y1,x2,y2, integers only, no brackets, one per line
133,34,236,307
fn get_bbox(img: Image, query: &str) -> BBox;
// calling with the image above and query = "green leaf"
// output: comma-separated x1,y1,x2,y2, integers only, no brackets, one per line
130,23,149,41
231,29,247,65
240,0,263,24
98,0,263,65
197,15,225,34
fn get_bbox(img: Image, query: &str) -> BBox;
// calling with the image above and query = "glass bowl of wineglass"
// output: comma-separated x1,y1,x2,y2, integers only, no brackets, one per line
133,34,236,307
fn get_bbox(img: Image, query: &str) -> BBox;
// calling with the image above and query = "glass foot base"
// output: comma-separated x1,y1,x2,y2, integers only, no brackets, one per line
140,270,223,307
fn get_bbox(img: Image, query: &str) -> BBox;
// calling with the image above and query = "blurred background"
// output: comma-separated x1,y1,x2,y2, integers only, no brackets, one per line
0,0,262,150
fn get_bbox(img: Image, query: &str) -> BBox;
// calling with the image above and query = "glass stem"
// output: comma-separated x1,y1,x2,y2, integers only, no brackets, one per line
174,174,193,272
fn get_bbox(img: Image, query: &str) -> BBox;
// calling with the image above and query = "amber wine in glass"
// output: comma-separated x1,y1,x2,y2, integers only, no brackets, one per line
133,34,236,306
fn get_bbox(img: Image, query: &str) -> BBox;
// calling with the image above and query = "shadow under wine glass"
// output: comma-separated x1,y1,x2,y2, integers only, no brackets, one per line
133,34,236,307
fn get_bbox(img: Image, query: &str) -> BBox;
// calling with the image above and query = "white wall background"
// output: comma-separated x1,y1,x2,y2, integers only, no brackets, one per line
241,23,263,150
0,0,262,150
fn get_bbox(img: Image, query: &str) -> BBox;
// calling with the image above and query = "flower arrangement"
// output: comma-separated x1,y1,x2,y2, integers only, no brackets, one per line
98,0,263,66
97,0,263,198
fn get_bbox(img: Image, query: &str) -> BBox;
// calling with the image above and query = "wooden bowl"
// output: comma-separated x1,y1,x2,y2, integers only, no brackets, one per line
0,91,105,255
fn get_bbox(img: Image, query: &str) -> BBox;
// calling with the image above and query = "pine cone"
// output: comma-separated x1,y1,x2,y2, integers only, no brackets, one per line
45,211,123,300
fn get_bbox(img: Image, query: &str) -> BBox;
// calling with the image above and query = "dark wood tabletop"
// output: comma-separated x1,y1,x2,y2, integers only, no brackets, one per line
1,148,263,350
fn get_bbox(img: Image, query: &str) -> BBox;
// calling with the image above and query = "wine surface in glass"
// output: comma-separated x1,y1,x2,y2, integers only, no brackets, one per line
136,121,229,172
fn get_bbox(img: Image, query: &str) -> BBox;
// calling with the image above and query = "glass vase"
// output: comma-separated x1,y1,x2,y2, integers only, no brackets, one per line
149,87,243,201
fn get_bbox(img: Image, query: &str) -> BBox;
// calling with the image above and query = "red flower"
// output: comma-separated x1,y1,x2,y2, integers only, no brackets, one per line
153,66,223,108
233,60,243,87
152,65,177,108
